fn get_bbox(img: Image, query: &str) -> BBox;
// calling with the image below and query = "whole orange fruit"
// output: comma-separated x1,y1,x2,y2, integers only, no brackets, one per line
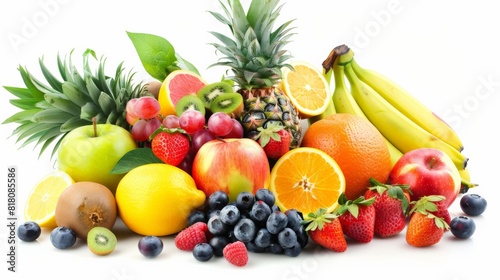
301,113,391,200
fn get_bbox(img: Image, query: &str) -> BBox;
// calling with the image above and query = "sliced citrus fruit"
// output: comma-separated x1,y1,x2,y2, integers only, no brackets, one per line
280,61,331,118
24,170,74,228
269,147,345,216
158,70,207,116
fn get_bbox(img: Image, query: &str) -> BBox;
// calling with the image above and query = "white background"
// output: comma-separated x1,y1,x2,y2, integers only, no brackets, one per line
1,0,499,279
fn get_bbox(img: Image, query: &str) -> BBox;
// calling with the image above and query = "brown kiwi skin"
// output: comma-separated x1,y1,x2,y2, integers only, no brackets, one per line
55,182,117,239
145,80,162,100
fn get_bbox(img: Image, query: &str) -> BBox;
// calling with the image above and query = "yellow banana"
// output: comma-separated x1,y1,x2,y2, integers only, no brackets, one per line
350,58,464,152
343,62,468,170
331,63,402,166
458,168,478,194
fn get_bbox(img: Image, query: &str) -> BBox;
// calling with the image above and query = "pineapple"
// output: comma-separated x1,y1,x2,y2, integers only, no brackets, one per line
2,49,145,158
209,0,302,148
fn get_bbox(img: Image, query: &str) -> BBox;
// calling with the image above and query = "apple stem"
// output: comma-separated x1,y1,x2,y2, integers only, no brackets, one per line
92,117,97,138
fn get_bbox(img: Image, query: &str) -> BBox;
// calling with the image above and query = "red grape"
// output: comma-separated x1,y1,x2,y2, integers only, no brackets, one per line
131,119,149,142
222,119,244,138
207,112,233,136
134,96,161,119
179,110,206,134
162,115,180,128
191,128,217,153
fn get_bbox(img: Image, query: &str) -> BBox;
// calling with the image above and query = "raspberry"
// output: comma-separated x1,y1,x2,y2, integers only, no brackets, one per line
174,224,207,251
223,241,248,267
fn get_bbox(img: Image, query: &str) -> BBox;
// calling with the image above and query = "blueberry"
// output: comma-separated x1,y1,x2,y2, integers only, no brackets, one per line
249,201,272,224
236,192,255,211
187,210,207,226
50,226,77,249
17,221,41,242
209,236,229,257
193,243,214,262
220,205,241,225
255,189,275,208
254,228,272,248
207,215,228,236
138,236,163,258
233,218,257,242
278,228,297,249
207,209,221,219
246,241,267,253
460,194,487,216
295,225,309,248
266,211,288,234
208,190,229,210
266,243,284,254
285,209,303,231
450,216,476,239
283,242,302,257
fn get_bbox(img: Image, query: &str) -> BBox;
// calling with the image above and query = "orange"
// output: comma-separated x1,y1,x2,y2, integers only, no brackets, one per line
158,70,207,117
280,61,331,118
115,163,206,236
301,113,391,200
24,170,74,228
269,147,345,216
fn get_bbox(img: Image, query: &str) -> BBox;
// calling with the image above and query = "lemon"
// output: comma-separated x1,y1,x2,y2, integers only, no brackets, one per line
24,170,74,228
280,61,331,118
115,163,206,236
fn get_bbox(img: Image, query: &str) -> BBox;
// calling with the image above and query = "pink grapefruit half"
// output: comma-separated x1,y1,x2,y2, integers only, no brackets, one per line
158,70,207,116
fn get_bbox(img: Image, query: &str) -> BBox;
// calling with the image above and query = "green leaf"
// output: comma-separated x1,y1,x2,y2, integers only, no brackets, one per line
175,53,200,76
126,31,178,81
110,148,163,174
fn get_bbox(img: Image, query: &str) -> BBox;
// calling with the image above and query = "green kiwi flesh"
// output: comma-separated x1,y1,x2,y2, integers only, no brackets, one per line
210,92,244,117
87,226,117,256
197,81,233,109
175,94,206,117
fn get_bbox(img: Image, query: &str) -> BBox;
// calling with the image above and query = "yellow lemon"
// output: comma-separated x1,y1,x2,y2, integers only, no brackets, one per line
24,170,74,228
115,163,206,236
280,61,331,118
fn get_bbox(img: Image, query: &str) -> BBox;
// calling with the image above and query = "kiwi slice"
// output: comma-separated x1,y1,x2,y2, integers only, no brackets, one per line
175,95,206,117
197,81,234,109
210,92,244,117
87,227,117,256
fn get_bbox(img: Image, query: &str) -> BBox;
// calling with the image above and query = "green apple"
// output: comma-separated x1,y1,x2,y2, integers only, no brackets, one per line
57,122,137,194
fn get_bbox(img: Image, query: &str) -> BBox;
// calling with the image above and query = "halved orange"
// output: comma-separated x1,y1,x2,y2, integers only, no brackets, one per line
24,170,74,228
158,70,207,117
280,61,331,118
269,147,345,216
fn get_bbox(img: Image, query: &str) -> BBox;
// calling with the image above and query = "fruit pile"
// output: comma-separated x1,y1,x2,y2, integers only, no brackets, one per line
4,0,488,268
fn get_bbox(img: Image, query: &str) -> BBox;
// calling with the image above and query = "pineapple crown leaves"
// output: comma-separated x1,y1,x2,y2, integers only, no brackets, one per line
255,122,285,147
208,0,296,89
368,177,412,214
302,208,338,232
335,193,375,218
2,48,145,158
409,195,450,230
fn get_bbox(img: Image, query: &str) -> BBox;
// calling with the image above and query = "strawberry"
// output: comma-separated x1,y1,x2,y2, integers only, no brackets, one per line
223,241,248,267
364,178,411,237
304,208,347,252
174,222,207,251
255,123,291,160
151,128,190,166
336,194,376,243
409,195,451,227
406,212,448,247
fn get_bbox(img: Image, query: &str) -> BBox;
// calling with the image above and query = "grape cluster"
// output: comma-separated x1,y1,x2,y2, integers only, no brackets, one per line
187,189,309,258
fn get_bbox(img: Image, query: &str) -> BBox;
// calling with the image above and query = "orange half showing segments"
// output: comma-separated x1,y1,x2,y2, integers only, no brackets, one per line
269,147,345,216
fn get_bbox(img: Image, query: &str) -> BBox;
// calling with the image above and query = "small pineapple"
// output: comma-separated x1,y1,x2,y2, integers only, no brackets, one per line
209,0,302,148
2,49,145,158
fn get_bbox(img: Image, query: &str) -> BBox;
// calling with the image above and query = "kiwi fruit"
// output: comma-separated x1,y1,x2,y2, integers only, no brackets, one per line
197,81,234,109
55,182,117,239
175,94,206,117
210,92,244,117
87,226,117,256
145,80,163,99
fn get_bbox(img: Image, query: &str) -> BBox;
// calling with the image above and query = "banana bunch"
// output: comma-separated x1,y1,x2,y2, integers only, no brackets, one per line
317,45,475,193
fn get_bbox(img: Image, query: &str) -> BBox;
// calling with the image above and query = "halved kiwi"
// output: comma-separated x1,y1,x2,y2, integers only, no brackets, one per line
197,81,233,109
87,226,117,256
175,94,206,117
210,92,244,117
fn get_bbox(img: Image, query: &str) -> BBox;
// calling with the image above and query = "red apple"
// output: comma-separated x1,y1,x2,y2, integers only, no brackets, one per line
191,138,270,202
388,148,461,207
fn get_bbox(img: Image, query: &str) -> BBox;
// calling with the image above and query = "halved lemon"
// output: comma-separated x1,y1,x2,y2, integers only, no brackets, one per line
24,170,74,228
280,61,331,118
269,147,345,216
